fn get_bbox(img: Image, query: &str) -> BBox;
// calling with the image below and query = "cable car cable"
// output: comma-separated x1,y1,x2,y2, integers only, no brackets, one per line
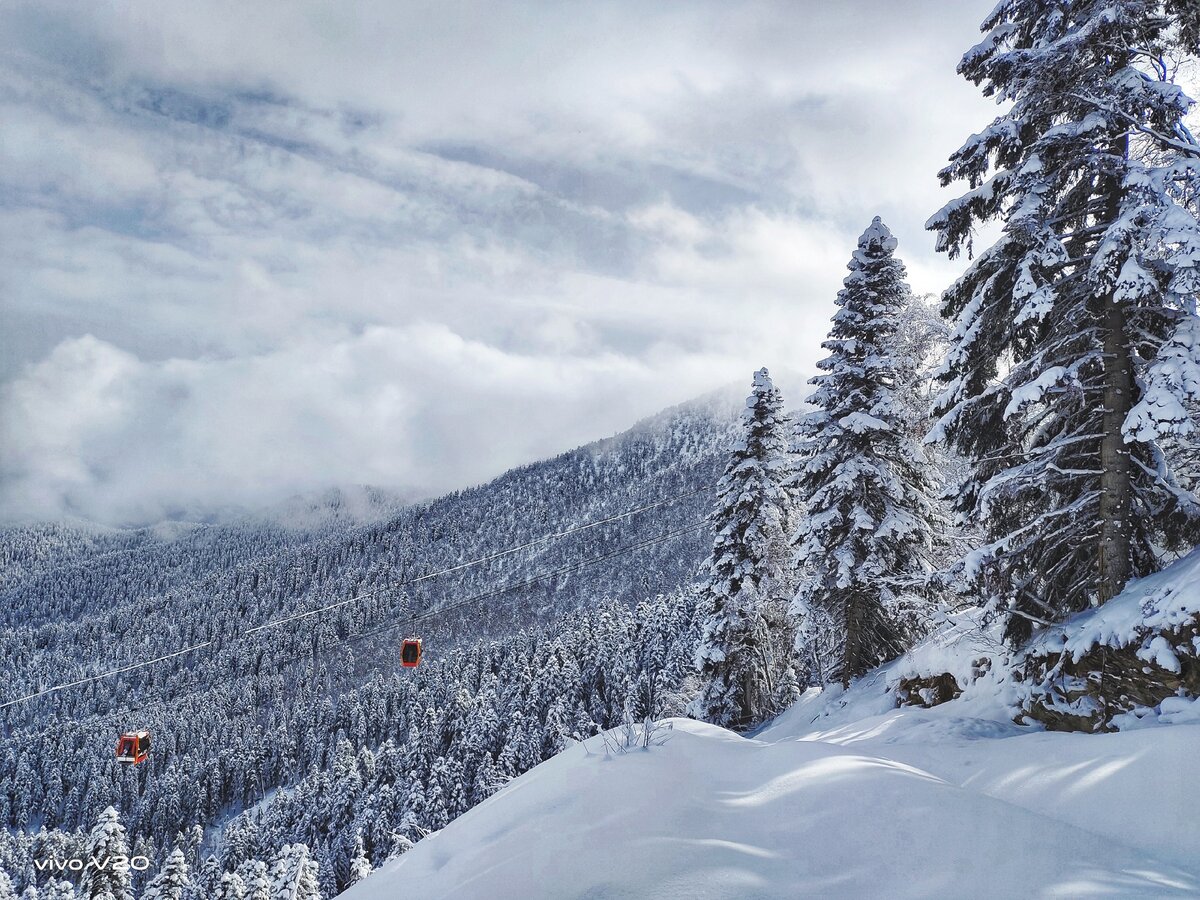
2,518,708,743
242,486,708,637
405,519,707,630
8,519,708,751
13,485,704,618
0,486,707,712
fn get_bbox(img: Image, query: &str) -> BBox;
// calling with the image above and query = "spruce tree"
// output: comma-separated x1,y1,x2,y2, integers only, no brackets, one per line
213,873,247,900
792,218,939,685
346,833,371,887
142,848,190,900
928,0,1200,643
79,807,134,900
692,367,792,728
235,861,271,900
187,856,221,900
268,844,321,900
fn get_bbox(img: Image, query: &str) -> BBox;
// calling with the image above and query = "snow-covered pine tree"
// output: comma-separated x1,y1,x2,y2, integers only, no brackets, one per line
42,882,77,900
347,833,371,888
181,827,203,871
927,0,1200,644
889,293,953,446
79,807,134,900
187,855,221,900
791,218,939,685
213,873,247,900
692,368,792,728
268,844,321,900
235,861,271,900
142,848,190,900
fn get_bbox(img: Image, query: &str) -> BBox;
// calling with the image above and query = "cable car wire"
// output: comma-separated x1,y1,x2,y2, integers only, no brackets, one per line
1,502,709,723
0,486,705,711
242,486,707,637
4,487,705,657
4,518,708,750
405,519,706,630
0,639,219,712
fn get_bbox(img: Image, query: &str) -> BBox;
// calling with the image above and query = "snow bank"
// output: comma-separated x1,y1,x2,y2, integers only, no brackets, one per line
765,698,1200,874
345,715,1199,899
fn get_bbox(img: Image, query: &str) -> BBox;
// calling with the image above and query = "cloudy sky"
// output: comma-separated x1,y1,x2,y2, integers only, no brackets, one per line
0,0,999,525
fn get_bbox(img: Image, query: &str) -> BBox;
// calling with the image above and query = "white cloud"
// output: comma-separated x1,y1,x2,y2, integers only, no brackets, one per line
0,0,1001,523
0,329,772,524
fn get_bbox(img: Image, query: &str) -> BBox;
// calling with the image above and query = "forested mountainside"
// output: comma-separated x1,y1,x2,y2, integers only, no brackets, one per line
0,389,739,898
0,486,408,614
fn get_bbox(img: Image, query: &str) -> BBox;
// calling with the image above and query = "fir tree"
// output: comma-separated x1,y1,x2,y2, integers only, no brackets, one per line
268,844,321,900
692,368,792,727
235,861,271,900
142,848,190,900
792,218,939,684
187,855,221,900
470,753,506,806
927,0,1200,643
79,807,133,900
181,828,203,872
213,873,247,900
346,833,371,887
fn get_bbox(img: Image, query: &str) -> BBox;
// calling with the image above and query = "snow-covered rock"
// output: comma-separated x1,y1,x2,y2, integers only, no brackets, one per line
1019,548,1200,731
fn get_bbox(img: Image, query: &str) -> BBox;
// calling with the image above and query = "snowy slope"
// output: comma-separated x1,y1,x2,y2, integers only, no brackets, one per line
764,693,1200,875
345,552,1200,899
345,709,1200,899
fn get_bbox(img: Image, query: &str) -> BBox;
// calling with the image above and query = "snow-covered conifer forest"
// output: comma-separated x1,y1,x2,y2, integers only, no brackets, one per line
5,1,1200,897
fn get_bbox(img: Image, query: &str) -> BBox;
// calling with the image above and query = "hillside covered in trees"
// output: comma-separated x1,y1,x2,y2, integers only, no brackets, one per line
5,0,1200,898
0,393,738,898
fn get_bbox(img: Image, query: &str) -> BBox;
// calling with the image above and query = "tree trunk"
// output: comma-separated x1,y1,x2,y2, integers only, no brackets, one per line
1097,134,1134,606
739,670,755,729
1098,291,1133,603
842,592,864,688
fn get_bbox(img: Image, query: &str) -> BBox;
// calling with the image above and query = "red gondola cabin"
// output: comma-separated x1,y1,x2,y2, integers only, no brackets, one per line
400,638,423,667
116,730,151,764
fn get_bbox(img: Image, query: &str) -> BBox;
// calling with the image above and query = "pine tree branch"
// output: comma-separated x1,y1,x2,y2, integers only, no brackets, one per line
1066,90,1200,159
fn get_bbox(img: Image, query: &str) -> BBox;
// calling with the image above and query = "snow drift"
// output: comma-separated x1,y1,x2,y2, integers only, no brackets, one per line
345,711,1200,899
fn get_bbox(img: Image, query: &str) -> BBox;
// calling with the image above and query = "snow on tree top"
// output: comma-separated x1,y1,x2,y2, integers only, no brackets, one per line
856,216,898,255
743,367,777,415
